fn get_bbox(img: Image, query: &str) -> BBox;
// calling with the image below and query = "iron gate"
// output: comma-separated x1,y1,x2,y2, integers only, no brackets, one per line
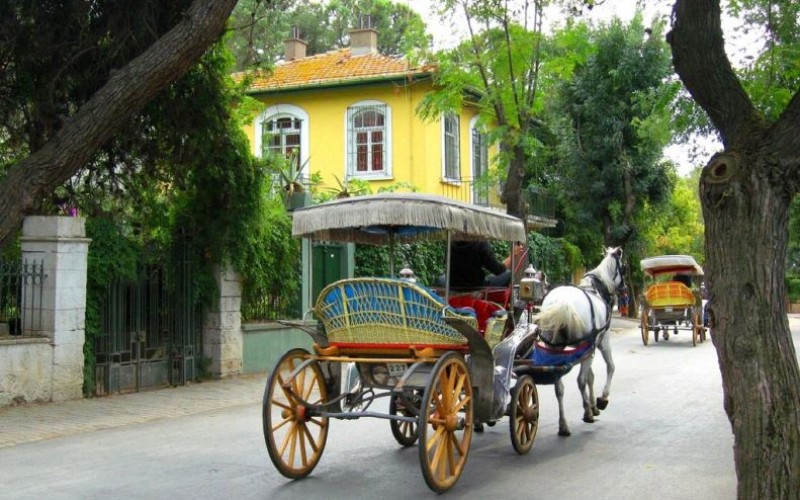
0,259,46,336
94,243,202,395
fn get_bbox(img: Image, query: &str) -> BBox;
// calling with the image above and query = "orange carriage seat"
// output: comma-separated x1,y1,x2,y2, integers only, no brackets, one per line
645,281,694,308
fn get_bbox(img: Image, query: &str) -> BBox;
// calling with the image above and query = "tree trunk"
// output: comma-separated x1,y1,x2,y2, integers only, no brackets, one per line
504,142,527,225
669,1,800,496
701,151,800,497
0,0,238,245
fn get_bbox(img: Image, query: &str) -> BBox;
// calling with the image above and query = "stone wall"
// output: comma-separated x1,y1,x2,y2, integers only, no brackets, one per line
202,265,243,378
0,216,90,406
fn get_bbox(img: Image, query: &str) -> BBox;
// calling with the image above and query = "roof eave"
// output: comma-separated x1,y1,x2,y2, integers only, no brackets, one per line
246,70,434,96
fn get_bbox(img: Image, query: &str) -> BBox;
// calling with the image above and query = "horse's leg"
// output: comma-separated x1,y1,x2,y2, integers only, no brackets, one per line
596,333,615,410
554,378,571,436
587,364,600,416
577,358,595,423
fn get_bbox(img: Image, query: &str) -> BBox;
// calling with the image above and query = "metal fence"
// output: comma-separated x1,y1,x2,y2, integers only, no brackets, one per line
0,259,46,336
439,179,556,220
93,241,202,395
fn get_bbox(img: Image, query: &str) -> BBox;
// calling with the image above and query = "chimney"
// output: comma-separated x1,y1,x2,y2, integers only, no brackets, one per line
349,15,377,56
283,26,307,61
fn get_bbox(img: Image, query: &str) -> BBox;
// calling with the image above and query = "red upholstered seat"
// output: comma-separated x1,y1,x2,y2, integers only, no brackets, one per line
447,295,506,333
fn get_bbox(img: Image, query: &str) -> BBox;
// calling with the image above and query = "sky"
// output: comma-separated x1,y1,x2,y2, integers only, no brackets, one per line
395,0,758,176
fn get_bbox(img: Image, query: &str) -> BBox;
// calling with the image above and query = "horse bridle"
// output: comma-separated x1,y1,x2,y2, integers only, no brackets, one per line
612,253,626,292
584,251,626,306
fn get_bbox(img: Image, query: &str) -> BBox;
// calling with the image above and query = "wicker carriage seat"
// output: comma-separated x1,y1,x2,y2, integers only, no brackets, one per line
315,278,479,348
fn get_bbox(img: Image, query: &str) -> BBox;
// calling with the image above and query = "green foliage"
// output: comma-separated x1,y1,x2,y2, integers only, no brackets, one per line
638,171,705,260
313,175,373,203
83,217,142,396
787,196,800,275
550,14,676,252
226,0,432,70
237,195,301,321
422,0,561,216
355,241,445,286
786,277,800,302
525,232,583,284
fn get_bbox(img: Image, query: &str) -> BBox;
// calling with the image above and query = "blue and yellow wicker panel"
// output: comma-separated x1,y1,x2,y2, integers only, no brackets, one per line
315,278,478,347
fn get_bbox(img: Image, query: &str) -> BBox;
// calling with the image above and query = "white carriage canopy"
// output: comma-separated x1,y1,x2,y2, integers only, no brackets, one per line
640,255,704,277
291,193,526,245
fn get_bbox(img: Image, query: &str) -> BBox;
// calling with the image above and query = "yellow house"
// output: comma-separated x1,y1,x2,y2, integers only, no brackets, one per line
240,27,498,206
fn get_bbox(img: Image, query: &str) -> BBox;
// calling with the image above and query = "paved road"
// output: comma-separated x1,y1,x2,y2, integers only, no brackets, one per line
1,317,798,499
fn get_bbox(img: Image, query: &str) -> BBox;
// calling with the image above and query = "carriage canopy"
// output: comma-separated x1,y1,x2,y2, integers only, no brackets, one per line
291,193,526,245
640,255,703,277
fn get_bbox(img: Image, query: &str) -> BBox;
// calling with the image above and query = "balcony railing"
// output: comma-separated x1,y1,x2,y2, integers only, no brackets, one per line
438,178,556,220
525,186,555,219
438,176,495,207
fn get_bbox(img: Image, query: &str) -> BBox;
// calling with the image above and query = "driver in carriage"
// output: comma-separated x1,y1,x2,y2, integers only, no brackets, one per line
441,240,528,289
672,273,693,289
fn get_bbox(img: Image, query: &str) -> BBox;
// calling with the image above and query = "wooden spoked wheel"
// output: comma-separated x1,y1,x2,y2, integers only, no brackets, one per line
640,310,650,346
263,348,329,479
509,375,539,455
418,352,474,494
390,391,420,447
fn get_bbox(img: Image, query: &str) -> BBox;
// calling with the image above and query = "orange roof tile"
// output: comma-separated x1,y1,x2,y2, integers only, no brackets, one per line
240,48,434,93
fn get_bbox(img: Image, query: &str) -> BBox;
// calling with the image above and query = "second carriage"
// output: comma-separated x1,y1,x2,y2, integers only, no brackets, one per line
639,254,707,346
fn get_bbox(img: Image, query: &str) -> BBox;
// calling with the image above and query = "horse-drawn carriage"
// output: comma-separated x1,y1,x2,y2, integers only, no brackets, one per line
263,193,622,493
639,255,707,346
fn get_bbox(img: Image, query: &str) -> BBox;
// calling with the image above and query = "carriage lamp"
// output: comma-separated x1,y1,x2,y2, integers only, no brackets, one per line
520,264,546,303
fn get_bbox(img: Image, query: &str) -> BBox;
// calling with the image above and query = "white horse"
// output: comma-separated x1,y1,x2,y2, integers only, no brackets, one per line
533,247,625,436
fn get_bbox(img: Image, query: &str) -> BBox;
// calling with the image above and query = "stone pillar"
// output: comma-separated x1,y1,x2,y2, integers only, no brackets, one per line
20,216,90,401
202,265,243,378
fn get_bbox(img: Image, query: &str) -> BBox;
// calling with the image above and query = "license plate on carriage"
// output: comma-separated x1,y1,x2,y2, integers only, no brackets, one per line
387,363,408,378
665,307,673,312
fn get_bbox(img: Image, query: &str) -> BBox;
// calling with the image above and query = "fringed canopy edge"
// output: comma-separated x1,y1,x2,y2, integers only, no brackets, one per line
291,193,526,244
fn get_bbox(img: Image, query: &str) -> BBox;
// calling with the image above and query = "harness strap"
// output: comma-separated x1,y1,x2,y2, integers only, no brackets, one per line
585,272,611,305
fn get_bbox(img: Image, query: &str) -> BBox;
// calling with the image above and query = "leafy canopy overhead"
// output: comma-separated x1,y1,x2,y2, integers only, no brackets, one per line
551,14,677,252
226,0,431,69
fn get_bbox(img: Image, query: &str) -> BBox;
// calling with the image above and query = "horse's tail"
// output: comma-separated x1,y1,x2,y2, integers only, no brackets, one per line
534,295,587,334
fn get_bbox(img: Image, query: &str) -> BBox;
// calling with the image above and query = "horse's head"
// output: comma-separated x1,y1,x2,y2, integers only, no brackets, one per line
603,247,626,293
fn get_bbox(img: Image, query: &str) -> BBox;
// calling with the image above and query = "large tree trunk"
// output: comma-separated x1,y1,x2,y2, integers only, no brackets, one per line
702,151,800,497
0,0,237,245
669,1,800,497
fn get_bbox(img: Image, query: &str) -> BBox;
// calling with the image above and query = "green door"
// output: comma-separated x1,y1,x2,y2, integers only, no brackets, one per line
312,243,344,300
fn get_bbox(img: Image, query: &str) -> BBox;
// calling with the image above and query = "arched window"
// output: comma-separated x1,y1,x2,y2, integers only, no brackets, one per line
346,100,392,178
255,104,310,175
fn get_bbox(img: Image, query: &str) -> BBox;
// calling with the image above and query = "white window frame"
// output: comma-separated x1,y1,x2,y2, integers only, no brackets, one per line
470,116,490,205
441,112,461,182
254,104,310,177
345,100,392,180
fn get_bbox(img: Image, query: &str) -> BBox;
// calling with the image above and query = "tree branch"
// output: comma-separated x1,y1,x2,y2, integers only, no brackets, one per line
0,0,237,244
667,0,765,149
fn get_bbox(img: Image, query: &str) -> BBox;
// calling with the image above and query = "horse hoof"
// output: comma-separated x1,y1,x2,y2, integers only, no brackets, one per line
583,415,595,423
474,423,484,433
592,408,600,416
596,398,609,410
558,429,571,437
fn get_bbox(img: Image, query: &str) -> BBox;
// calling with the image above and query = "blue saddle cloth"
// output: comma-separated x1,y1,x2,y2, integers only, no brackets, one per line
526,340,594,384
